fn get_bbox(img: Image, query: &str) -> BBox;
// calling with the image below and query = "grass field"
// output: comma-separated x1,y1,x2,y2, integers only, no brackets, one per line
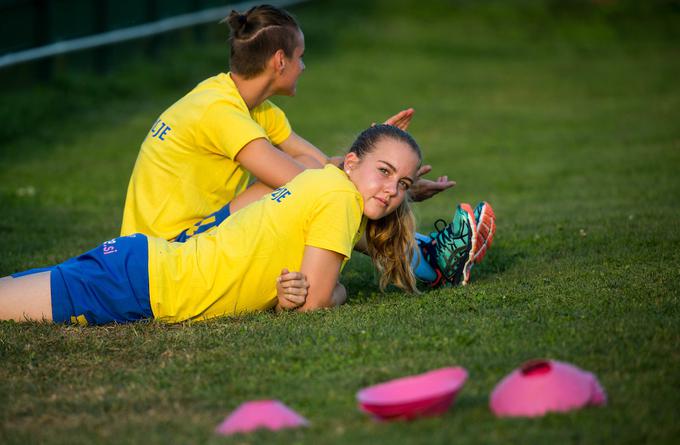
1,0,679,443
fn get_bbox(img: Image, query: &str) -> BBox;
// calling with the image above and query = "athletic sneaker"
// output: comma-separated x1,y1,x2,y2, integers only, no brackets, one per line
459,201,496,284
419,201,496,288
432,204,475,286
471,201,496,264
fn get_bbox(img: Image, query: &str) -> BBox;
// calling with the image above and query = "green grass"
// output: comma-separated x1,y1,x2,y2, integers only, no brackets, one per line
1,0,679,443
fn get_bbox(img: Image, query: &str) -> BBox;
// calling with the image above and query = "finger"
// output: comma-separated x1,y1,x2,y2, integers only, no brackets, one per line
393,116,409,130
395,107,414,121
393,112,413,130
389,109,408,122
286,288,308,300
282,280,309,290
416,165,432,177
428,182,455,191
284,293,305,305
433,177,456,187
280,297,302,309
285,290,307,301
282,273,308,284
383,108,413,127
281,272,304,281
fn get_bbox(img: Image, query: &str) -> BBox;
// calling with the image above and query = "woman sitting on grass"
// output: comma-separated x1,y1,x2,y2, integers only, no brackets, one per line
0,125,426,325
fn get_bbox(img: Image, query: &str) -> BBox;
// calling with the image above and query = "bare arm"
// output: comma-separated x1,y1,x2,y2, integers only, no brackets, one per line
276,108,417,169
296,246,346,311
277,131,331,167
235,137,305,189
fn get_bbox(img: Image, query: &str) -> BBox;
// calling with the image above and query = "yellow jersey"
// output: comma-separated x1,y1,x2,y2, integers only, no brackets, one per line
146,165,365,323
121,72,292,240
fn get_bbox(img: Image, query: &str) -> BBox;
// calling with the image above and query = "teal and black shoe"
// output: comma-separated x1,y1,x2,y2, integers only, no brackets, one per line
432,205,475,286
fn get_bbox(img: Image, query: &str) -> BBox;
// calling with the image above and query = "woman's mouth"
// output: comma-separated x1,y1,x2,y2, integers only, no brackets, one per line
373,196,388,207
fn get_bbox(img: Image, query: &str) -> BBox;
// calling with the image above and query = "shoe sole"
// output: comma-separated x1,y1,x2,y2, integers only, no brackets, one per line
459,203,477,286
473,202,495,264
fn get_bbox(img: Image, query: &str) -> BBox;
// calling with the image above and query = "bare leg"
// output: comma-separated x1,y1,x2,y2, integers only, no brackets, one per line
231,154,324,213
0,272,53,322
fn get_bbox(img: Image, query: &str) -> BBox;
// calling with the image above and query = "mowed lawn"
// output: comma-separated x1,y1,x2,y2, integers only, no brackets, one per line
1,0,679,443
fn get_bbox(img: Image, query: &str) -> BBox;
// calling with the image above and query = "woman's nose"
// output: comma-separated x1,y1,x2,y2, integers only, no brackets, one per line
385,180,398,196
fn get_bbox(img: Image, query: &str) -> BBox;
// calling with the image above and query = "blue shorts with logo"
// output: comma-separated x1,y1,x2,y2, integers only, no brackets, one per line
12,234,152,325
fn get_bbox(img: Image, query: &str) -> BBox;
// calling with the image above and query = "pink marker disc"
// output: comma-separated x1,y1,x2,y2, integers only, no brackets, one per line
357,367,468,421
490,359,607,417
215,400,309,435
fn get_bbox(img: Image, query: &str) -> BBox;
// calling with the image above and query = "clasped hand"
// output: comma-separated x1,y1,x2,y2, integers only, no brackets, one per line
275,268,309,311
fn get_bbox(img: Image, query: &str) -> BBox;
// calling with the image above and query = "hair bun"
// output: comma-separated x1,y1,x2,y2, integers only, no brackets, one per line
225,10,248,35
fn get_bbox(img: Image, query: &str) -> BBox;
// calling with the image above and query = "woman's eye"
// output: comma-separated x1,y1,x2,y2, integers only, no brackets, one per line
399,181,410,190
379,168,389,176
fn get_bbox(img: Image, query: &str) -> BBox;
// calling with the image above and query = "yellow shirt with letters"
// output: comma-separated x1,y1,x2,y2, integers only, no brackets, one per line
146,165,365,323
121,72,292,240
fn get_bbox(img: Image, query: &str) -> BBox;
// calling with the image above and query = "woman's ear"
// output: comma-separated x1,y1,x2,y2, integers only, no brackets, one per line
344,152,359,173
273,49,286,73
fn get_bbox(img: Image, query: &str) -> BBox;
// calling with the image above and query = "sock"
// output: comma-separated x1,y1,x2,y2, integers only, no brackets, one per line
411,232,438,282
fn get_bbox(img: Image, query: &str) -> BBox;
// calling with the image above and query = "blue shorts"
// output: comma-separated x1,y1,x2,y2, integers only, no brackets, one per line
12,234,152,325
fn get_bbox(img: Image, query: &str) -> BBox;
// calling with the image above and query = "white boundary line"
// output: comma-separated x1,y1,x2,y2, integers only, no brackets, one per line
0,0,308,69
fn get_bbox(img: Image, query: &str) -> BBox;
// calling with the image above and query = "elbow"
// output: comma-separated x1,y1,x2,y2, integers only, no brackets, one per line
297,283,346,312
297,299,329,312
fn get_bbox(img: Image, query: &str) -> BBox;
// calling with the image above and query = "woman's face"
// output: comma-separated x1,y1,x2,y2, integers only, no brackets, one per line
345,138,420,220
276,30,305,96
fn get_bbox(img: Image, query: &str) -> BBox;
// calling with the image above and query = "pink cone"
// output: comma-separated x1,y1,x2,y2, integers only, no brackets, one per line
357,367,468,421
215,400,309,435
490,359,607,417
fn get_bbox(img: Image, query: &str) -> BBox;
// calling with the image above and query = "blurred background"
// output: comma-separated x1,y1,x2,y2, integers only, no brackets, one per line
1,0,679,262
1,2,679,443
0,0,281,80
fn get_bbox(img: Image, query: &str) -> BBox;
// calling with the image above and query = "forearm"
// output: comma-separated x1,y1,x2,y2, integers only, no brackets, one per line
278,132,335,167
298,282,346,312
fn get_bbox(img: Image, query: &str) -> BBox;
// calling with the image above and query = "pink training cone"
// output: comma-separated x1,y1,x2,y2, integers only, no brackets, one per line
215,400,309,435
357,367,468,421
490,359,607,417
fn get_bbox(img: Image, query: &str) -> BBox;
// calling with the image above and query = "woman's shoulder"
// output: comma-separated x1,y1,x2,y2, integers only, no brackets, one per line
296,165,354,190
187,73,249,112
287,166,361,209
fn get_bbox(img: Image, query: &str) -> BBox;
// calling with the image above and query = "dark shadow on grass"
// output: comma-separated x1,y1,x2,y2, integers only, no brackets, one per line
341,242,526,300
471,244,526,283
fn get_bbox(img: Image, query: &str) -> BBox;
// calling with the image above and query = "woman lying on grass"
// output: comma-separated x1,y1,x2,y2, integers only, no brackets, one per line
0,125,426,325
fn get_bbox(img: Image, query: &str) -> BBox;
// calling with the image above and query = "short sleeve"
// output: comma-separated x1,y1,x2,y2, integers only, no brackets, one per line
200,104,268,159
305,191,363,259
252,100,292,146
